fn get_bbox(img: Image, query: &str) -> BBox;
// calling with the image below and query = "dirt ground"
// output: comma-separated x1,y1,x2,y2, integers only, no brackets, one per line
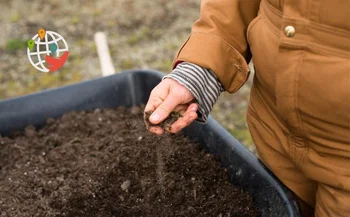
0,107,260,217
0,0,255,150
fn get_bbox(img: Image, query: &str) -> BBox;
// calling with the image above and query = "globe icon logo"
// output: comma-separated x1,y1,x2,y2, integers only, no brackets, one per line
27,29,69,73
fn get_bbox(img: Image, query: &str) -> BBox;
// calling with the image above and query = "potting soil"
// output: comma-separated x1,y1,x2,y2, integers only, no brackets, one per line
0,107,259,217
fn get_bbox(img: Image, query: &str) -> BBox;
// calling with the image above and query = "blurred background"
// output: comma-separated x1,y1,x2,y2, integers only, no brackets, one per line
0,0,255,152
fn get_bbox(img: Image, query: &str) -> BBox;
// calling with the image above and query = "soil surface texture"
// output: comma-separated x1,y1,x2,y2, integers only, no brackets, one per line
0,107,259,217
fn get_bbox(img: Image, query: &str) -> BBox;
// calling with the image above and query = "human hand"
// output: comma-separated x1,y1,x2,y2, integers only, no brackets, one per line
144,78,198,135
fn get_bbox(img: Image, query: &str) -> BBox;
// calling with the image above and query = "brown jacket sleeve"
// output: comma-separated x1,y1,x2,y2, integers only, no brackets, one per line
172,0,260,93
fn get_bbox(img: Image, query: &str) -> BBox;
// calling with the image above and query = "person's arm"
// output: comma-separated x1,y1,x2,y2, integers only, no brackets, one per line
173,0,260,93
145,0,261,134
164,62,224,123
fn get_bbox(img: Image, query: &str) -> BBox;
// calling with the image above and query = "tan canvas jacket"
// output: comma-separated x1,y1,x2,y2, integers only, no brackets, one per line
172,0,350,93
172,1,350,214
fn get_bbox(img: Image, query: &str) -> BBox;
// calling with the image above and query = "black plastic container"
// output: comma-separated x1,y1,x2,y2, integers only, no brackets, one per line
0,70,301,217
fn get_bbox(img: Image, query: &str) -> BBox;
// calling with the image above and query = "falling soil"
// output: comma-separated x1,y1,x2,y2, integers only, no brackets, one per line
0,107,260,217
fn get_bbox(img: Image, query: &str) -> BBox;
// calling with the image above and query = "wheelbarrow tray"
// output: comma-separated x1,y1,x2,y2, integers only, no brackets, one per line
0,70,301,217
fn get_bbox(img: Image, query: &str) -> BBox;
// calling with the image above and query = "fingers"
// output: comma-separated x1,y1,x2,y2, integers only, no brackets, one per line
168,103,198,133
148,126,164,135
144,78,197,135
173,104,189,115
147,103,198,135
148,93,182,124
144,82,169,113
144,79,180,124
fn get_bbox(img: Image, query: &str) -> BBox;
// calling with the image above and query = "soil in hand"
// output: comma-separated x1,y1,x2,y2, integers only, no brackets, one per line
0,107,260,217
144,110,182,131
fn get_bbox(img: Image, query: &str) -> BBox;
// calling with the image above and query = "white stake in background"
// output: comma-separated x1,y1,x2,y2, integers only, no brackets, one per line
94,32,116,76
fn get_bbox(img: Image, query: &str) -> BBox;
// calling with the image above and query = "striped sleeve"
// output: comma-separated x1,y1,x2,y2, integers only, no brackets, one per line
163,62,224,123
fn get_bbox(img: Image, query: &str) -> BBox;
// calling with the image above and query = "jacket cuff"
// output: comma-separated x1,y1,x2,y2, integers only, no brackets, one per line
163,62,224,123
172,32,250,93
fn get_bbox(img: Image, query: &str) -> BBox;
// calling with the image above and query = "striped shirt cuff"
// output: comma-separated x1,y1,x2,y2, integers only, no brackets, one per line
163,62,224,123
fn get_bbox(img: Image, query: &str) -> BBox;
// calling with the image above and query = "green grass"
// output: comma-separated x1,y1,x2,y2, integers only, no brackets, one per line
5,39,27,52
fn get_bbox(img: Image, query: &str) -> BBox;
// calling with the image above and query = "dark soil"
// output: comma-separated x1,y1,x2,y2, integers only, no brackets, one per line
144,111,182,131
0,107,260,217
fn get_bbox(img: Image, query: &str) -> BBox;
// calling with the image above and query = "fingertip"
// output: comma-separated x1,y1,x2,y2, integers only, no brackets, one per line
189,111,198,121
168,125,179,133
182,111,197,123
170,120,187,133
144,102,156,115
149,127,156,133
144,105,152,114
169,127,180,134
149,127,163,135
189,103,198,111
143,109,152,120
149,112,160,123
